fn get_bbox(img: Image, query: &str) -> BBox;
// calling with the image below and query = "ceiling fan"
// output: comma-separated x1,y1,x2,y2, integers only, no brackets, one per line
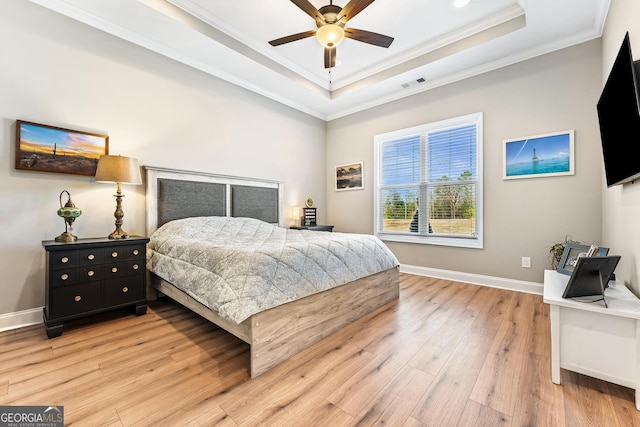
268,0,394,69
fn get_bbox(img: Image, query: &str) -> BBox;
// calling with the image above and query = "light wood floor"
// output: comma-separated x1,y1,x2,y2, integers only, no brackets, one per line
1,273,639,426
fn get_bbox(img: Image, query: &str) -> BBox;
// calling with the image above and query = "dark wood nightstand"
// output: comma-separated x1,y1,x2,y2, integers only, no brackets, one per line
42,236,149,338
290,225,334,232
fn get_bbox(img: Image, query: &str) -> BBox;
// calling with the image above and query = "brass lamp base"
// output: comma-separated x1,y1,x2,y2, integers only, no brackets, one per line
55,231,78,242
107,191,130,239
108,229,130,239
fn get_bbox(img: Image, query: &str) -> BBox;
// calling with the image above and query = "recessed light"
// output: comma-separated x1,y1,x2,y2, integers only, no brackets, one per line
453,0,472,8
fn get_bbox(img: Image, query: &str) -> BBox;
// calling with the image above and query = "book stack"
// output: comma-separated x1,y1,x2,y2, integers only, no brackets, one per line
586,245,599,257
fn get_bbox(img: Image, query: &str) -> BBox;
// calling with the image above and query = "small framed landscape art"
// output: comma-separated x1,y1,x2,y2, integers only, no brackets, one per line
503,130,574,180
336,161,363,191
15,120,108,176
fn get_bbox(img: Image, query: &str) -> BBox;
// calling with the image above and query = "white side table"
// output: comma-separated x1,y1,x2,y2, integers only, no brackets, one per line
543,269,640,410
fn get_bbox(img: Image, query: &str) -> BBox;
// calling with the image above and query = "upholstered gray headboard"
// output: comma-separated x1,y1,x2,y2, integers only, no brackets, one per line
145,166,284,234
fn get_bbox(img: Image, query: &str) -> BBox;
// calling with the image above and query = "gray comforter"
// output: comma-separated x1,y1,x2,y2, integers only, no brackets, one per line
146,216,399,324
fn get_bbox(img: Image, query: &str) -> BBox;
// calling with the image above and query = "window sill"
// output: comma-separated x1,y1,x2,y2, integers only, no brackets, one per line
377,233,483,249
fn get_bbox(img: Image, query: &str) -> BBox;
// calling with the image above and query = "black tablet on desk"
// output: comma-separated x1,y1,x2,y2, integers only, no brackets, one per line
562,255,621,299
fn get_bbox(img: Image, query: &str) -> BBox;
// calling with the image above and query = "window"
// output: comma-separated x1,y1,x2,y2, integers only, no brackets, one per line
374,113,483,248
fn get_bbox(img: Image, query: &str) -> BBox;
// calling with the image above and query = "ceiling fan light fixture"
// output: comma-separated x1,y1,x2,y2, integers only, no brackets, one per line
316,24,345,48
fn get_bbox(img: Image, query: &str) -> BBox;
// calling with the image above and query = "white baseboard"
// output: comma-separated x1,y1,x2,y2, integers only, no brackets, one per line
0,307,43,333
0,268,542,333
400,264,543,295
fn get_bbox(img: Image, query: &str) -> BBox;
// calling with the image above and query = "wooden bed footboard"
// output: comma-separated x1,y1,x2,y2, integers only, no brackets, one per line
149,267,400,378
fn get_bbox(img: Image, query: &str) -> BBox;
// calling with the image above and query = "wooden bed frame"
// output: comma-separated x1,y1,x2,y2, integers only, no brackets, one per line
145,166,399,378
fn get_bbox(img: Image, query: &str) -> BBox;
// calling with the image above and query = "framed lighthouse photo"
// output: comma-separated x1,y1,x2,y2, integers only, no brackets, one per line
503,130,574,180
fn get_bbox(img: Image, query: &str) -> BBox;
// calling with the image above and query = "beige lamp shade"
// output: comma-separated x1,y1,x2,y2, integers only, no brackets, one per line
95,155,142,185
95,154,141,239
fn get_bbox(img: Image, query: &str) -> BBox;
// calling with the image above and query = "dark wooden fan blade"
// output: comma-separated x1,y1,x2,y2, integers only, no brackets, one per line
269,30,316,46
344,28,394,48
324,47,337,69
290,0,325,23
337,0,375,22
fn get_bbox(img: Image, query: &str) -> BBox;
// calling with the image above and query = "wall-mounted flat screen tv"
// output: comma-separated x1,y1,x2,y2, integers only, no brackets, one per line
597,32,640,187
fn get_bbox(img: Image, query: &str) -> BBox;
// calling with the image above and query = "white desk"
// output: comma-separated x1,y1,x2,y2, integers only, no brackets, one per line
543,269,640,410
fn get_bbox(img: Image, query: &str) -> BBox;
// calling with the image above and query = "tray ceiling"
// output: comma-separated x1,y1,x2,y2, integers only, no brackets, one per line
30,0,609,120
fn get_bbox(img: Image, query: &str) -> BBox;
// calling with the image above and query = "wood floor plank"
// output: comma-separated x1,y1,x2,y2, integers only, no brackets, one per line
218,342,373,425
529,297,551,357
561,369,631,427
355,365,434,426
408,313,476,376
604,378,640,427
64,406,124,427
154,401,237,427
469,291,536,415
327,349,408,419
511,352,565,426
411,327,497,426
4,360,104,406
470,287,517,331
457,400,511,426
0,274,639,426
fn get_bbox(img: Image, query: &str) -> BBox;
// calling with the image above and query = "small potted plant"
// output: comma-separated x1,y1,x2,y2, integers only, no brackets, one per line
548,236,581,270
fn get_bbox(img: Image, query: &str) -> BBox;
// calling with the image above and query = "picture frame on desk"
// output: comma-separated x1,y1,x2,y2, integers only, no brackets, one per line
557,242,609,275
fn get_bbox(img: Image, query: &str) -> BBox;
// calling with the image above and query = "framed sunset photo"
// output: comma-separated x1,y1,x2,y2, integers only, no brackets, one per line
15,120,109,176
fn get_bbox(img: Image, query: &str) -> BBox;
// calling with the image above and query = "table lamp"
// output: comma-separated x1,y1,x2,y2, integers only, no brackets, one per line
95,154,142,239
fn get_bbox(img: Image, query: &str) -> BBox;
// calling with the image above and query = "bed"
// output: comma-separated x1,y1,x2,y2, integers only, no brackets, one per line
145,166,400,378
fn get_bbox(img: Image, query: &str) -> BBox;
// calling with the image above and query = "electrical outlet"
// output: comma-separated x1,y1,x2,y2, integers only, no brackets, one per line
521,257,531,268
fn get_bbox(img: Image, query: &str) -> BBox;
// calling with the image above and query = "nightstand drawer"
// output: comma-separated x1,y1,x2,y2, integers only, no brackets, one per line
123,244,145,260
104,276,144,306
50,282,101,318
103,260,144,279
77,247,104,264
51,266,104,287
49,269,78,287
49,251,79,270
106,245,145,261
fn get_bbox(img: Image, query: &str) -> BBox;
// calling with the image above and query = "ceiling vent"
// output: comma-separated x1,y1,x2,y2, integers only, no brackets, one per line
401,77,428,89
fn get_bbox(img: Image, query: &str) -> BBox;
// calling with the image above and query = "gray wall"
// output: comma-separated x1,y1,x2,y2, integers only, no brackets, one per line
0,0,326,316
601,0,640,295
3,0,636,320
326,40,604,283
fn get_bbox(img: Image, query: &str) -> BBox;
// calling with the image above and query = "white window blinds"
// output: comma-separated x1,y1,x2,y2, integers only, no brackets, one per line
374,113,483,248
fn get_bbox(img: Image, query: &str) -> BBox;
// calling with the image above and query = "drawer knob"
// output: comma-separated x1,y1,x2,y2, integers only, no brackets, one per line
61,273,69,281
112,267,118,273
122,287,129,293
61,257,69,263
132,264,139,270
87,254,95,260
74,295,81,302
111,251,118,258
133,249,139,256
87,270,95,277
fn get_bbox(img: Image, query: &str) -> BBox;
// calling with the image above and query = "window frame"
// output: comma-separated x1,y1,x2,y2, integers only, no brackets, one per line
373,112,483,249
